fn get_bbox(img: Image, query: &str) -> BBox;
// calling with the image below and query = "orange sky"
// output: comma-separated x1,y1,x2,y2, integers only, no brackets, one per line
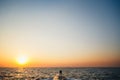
0,50,119,67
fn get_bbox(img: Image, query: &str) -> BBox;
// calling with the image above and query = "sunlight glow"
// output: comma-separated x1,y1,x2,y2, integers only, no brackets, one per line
17,56,28,65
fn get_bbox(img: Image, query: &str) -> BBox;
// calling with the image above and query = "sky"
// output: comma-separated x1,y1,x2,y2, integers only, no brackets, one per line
0,0,120,67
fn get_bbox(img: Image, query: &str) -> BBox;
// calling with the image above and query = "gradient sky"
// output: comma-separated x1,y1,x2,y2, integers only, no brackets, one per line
0,0,120,67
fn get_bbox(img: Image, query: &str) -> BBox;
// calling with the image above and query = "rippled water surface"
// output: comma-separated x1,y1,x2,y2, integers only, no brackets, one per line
0,67,120,80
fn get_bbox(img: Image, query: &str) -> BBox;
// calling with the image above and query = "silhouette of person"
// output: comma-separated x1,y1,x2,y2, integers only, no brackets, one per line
53,70,66,80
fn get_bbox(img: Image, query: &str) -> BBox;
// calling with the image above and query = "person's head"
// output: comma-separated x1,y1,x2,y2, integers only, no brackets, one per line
59,70,62,74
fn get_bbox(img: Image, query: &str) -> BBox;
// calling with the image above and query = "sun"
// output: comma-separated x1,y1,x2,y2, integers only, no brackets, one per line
17,56,28,65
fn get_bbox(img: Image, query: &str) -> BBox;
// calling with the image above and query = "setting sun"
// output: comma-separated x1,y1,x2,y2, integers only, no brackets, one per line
17,56,28,65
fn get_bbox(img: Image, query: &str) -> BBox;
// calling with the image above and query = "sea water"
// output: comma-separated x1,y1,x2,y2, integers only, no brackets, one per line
0,67,120,80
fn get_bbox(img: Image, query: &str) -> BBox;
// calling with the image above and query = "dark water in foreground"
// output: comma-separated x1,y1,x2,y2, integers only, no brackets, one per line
0,67,120,80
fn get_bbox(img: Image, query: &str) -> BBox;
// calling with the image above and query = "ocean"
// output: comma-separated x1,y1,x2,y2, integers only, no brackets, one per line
0,67,120,80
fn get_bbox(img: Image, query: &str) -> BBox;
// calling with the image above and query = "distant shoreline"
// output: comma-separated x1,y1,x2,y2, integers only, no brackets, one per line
0,67,120,68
